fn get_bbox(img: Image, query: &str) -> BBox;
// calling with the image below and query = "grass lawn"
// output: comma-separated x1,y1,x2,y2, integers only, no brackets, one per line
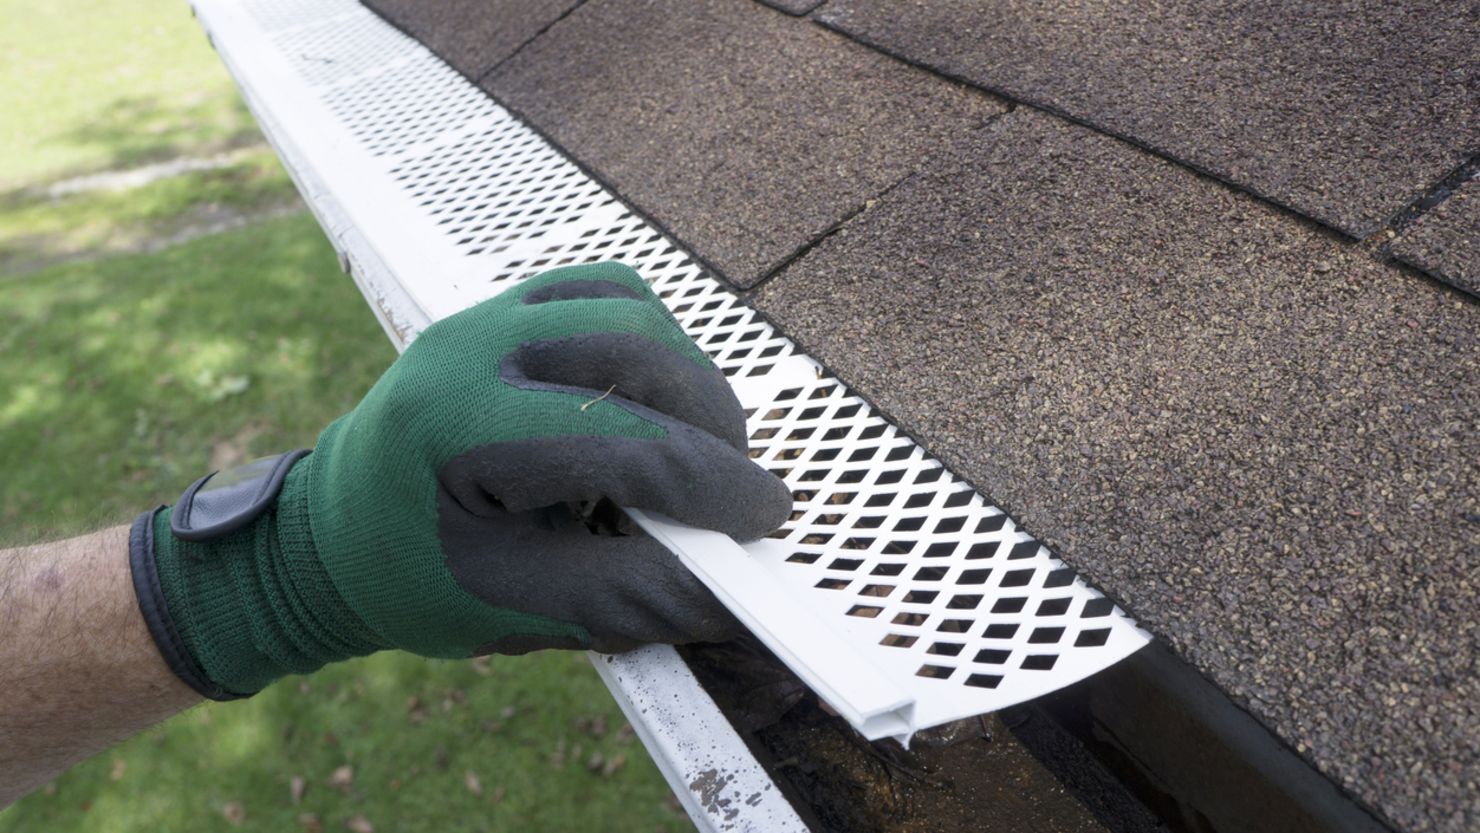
0,0,692,829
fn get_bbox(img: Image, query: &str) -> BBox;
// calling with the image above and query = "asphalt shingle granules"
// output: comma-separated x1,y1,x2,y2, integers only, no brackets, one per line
818,0,1480,239
754,110,1480,833
1393,177,1480,298
483,0,1005,288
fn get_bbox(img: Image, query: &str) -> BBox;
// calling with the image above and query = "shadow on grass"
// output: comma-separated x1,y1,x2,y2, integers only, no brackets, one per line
6,92,266,196
0,147,302,278
0,213,393,545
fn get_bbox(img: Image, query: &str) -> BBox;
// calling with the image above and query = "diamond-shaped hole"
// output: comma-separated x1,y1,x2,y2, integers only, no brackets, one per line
933,516,967,534
1029,626,1065,644
927,642,965,657
846,605,883,619
923,542,956,558
815,578,850,590
966,542,999,560
1021,654,1059,671
1081,598,1115,618
1001,568,1037,587
975,515,1007,533
1044,568,1076,588
1008,541,1039,560
947,594,982,609
984,623,1019,639
936,619,973,633
859,583,895,598
974,648,1011,664
913,566,948,582
1076,628,1112,647
965,673,1002,689
991,596,1027,614
959,568,992,585
903,590,939,604
881,633,918,648
892,612,928,627
1037,598,1072,616
916,664,954,680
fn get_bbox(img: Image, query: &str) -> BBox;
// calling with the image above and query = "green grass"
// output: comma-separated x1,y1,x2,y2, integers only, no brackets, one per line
0,146,298,276
0,0,693,828
0,0,260,189
2,647,686,832
0,215,394,543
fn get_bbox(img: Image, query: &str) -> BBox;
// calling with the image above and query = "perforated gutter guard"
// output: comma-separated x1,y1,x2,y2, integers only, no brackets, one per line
191,0,1151,824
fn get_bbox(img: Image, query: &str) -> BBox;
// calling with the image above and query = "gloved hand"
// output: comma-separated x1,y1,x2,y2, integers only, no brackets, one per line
129,261,792,700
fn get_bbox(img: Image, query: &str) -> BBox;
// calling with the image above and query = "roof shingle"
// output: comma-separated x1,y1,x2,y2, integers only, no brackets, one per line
1393,177,1480,297
365,0,580,80
753,109,1480,833
817,0,1480,238
482,0,1005,288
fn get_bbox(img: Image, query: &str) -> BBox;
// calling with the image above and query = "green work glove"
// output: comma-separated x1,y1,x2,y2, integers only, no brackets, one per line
129,261,792,700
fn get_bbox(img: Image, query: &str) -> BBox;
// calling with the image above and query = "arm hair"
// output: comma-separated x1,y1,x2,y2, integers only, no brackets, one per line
0,525,200,807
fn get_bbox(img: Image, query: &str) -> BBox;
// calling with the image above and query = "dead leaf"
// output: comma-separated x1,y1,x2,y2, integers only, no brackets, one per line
329,765,354,793
345,814,374,833
463,770,482,796
586,751,605,773
491,785,506,803
297,813,322,833
109,758,126,781
615,723,637,745
576,715,608,739
602,754,627,778
290,775,307,804
222,801,246,824
470,656,492,676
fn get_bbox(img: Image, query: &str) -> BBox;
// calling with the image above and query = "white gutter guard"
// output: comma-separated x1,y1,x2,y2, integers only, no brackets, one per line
191,0,1151,812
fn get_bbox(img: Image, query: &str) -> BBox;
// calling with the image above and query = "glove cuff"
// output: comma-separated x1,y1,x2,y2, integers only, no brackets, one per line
131,456,385,699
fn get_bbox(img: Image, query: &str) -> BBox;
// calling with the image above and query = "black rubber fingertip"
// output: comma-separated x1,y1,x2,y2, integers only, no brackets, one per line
733,464,796,542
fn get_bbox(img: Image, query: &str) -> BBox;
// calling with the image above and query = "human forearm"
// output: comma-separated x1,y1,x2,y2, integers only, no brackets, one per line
0,525,200,807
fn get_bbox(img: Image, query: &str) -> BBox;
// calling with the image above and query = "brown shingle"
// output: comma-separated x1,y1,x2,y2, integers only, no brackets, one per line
482,0,1005,288
1393,177,1480,297
818,0,1480,238
364,0,581,80
753,109,1480,833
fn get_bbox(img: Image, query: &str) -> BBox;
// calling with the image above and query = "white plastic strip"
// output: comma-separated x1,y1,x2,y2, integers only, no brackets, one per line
192,0,1151,748
190,3,809,831
628,509,915,741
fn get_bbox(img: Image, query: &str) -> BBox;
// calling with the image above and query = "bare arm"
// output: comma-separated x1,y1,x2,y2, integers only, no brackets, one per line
0,526,200,807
